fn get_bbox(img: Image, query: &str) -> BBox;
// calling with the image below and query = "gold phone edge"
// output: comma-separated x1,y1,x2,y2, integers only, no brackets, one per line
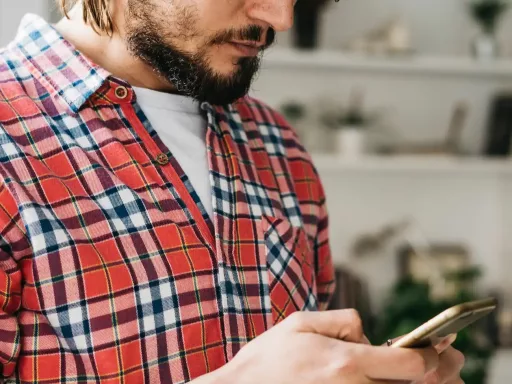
389,298,497,349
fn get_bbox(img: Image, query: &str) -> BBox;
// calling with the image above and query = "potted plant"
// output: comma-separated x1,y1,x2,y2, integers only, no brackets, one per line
468,0,509,59
293,0,330,49
280,101,306,124
335,111,372,159
322,89,378,158
281,100,329,152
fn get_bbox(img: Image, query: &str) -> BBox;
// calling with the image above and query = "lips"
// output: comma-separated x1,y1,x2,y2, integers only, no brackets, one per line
229,41,264,57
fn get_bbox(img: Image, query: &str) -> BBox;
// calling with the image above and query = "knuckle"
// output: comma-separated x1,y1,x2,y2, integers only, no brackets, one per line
410,353,429,376
334,354,360,376
423,369,440,384
286,311,308,329
346,309,362,326
346,309,363,337
454,349,466,368
429,371,441,384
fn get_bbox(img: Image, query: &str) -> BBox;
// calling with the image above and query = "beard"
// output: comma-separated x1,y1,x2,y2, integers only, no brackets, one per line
126,4,275,105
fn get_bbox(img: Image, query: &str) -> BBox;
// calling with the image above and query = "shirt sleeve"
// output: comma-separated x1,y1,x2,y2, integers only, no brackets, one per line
0,181,22,377
314,181,335,311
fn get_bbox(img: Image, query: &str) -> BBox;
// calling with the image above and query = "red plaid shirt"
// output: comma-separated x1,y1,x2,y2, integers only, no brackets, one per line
0,15,334,383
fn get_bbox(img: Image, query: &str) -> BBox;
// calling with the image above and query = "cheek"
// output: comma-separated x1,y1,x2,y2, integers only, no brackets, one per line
151,0,204,46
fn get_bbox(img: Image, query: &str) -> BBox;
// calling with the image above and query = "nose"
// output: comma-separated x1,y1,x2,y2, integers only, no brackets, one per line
247,0,294,32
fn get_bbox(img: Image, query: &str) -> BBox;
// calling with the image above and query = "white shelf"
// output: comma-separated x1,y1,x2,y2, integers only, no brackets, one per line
312,154,512,174
262,48,512,77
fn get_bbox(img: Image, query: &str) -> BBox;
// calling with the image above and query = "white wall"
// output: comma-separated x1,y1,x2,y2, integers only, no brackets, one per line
253,61,512,154
255,1,512,155
0,1,52,46
279,0,512,57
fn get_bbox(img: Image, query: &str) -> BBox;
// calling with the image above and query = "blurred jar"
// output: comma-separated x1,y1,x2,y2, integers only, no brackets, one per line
472,33,499,60
498,309,512,348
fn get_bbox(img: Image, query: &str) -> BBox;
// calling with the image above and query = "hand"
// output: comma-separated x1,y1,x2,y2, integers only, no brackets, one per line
414,335,465,384
216,310,440,384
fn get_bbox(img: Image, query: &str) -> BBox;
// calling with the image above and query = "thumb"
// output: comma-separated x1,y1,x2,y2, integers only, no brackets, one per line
285,310,365,343
435,334,457,353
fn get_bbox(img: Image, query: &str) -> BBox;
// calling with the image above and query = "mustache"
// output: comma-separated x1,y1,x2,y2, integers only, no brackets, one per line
210,25,276,49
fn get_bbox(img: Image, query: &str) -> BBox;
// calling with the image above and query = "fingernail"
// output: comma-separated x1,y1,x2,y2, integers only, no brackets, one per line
435,334,456,352
440,334,456,346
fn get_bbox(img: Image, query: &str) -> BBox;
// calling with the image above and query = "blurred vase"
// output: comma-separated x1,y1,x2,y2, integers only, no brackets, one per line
472,32,499,60
335,128,367,159
293,6,320,49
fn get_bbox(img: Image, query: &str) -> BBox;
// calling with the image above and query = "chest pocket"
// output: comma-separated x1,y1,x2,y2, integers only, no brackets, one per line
262,215,318,324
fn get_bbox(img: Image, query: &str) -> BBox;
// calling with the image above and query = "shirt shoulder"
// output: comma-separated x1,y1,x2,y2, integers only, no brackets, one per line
0,45,36,168
234,95,310,161
0,45,31,121
0,48,14,132
0,44,26,92
233,96,325,214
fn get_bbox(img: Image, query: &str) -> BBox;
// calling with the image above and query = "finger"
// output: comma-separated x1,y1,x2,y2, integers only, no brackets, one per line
351,344,439,381
428,347,465,383
287,309,366,343
362,334,372,345
446,379,464,384
435,334,457,354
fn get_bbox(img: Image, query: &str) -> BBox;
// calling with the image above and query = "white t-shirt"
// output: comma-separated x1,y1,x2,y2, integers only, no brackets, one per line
133,86,213,219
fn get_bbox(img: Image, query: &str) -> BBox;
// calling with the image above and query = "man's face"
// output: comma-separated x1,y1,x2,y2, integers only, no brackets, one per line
125,0,294,105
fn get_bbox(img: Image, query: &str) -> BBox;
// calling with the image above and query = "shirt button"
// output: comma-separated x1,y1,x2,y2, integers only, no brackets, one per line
115,86,128,99
155,153,169,166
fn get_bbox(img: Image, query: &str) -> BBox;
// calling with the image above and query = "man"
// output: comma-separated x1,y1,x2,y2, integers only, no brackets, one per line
0,0,464,382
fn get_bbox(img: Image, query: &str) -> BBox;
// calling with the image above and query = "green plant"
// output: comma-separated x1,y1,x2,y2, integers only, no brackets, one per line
469,0,509,33
322,88,379,130
280,101,306,122
373,265,495,384
336,109,375,128
321,106,379,130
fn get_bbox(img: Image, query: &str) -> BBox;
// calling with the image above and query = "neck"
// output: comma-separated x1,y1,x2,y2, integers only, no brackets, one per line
54,6,174,92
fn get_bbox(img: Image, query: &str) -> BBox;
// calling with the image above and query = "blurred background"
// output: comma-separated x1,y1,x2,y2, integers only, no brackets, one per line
2,1,512,383
255,1,512,383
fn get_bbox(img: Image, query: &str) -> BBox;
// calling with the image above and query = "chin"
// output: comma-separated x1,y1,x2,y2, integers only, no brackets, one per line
210,62,240,78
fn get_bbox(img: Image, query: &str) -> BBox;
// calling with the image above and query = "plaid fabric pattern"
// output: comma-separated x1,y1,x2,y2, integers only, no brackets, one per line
0,15,335,384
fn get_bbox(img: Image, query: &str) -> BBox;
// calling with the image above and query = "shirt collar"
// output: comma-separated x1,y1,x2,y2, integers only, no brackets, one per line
11,14,110,114
11,14,223,117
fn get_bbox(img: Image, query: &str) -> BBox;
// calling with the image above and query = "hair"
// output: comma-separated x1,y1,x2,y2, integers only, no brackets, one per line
57,0,114,35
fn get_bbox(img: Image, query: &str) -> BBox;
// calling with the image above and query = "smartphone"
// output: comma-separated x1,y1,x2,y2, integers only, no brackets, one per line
390,297,498,349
